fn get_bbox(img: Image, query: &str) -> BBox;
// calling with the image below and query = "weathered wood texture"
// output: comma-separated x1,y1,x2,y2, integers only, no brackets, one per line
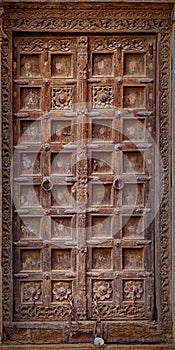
1,345,175,350
0,2,174,347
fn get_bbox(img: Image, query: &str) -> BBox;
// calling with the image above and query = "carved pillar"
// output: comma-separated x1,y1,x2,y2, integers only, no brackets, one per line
76,36,88,319
172,4,175,343
0,6,3,343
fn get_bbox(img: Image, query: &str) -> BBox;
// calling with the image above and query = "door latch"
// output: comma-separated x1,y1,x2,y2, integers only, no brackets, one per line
93,296,105,347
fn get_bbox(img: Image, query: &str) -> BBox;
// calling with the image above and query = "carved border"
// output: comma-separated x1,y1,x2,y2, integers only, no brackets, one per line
2,4,173,341
2,20,12,324
4,8,172,32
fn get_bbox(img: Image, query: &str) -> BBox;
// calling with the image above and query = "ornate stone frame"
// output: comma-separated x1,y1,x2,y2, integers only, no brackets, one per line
1,2,173,346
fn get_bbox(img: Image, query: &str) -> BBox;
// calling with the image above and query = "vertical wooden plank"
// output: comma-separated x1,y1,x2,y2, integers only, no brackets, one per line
76,36,88,320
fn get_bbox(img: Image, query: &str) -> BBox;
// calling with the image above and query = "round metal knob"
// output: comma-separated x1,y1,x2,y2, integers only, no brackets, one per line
59,94,66,104
42,177,53,192
99,93,107,102
44,112,49,119
116,76,123,85
113,176,124,190
94,337,104,347
45,78,50,86
43,143,50,151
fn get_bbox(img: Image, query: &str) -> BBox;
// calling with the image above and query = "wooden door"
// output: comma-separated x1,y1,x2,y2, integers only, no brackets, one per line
12,34,156,344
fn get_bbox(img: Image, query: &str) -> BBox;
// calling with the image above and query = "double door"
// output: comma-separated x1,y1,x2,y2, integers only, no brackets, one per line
13,34,156,343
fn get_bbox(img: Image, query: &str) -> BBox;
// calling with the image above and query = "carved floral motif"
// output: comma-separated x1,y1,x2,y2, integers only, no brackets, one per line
22,282,42,304
93,281,113,301
124,281,144,302
52,87,73,110
52,282,72,302
93,86,114,109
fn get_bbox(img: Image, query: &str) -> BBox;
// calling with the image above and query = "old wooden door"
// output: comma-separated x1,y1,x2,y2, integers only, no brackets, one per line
12,34,156,344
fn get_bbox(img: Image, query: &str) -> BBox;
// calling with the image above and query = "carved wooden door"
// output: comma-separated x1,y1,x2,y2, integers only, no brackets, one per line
12,34,156,344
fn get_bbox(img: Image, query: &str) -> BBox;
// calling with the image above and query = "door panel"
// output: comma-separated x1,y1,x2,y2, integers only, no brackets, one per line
13,34,156,341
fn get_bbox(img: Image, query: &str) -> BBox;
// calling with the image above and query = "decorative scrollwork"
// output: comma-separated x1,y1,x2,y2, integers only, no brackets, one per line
14,37,73,52
91,37,147,51
5,8,172,32
92,302,146,319
52,87,73,110
15,304,70,321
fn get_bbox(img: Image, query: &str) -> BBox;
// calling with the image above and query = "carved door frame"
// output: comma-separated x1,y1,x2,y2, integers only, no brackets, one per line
0,2,174,348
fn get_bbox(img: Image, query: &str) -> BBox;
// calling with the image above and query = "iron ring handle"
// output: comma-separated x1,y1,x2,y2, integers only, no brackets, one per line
113,176,124,190
42,177,53,192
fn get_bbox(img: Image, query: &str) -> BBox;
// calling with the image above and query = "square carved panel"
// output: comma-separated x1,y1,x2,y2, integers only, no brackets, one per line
123,248,144,270
91,215,112,238
20,54,40,77
92,53,114,76
51,152,73,175
93,280,113,301
123,151,144,174
93,86,114,109
21,249,41,271
92,248,112,270
20,217,41,240
122,184,144,207
20,120,41,143
20,88,41,110
52,87,73,110
51,120,72,144
21,281,42,304
52,281,72,303
91,151,113,174
123,118,145,142
123,87,145,109
20,152,41,175
122,216,144,239
51,216,73,240
90,183,112,206
51,185,73,207
51,54,73,77
92,119,112,142
51,249,72,270
123,280,144,302
20,185,41,208
124,53,145,76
